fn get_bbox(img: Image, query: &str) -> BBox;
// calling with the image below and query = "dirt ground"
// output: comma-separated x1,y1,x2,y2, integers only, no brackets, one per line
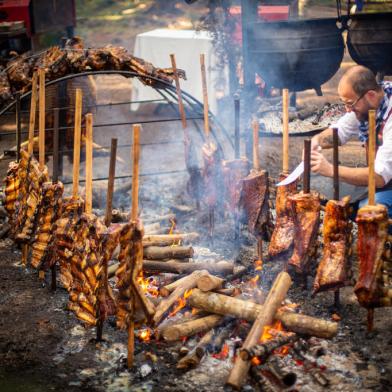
1,2,392,392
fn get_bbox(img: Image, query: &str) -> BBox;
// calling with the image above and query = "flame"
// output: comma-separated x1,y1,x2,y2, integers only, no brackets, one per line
258,320,292,357
168,289,193,317
138,328,152,342
169,217,176,235
249,274,260,286
255,259,263,271
251,357,261,366
212,343,230,360
137,273,159,297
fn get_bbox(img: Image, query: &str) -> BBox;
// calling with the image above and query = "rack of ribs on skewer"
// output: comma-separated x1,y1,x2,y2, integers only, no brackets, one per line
240,169,272,240
67,213,110,326
116,221,155,329
222,158,250,215
12,150,48,242
287,191,321,274
354,204,389,308
268,173,297,258
3,161,20,220
201,142,223,208
53,196,85,291
313,196,353,295
30,182,64,270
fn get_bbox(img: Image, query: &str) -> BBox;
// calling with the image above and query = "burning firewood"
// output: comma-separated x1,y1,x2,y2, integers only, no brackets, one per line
227,272,292,389
177,329,215,369
188,289,338,339
313,196,353,295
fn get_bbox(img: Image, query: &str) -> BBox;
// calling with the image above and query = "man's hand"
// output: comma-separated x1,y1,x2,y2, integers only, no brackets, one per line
310,150,333,177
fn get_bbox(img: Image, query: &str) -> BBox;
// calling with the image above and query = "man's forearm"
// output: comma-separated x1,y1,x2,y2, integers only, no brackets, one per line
336,166,385,188
313,128,340,149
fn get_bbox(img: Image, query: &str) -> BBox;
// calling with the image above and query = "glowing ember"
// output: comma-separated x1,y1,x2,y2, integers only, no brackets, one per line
251,356,261,366
255,259,263,271
249,275,260,286
169,217,181,246
212,343,230,360
138,328,152,342
168,289,193,317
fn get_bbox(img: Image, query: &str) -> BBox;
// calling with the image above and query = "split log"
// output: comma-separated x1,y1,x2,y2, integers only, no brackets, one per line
143,245,194,260
188,289,338,339
197,272,224,292
177,329,215,369
143,232,199,247
153,270,207,326
162,314,223,341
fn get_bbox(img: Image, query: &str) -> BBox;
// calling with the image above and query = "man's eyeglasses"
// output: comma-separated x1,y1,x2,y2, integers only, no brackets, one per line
341,90,369,110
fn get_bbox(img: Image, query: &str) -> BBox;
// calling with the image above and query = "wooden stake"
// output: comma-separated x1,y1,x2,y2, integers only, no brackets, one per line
52,108,59,183
28,73,38,155
105,138,117,227
85,113,93,214
252,120,260,171
127,319,135,368
72,89,82,198
22,243,28,267
131,124,141,221
282,88,289,174
15,93,21,162
200,53,209,138
38,69,45,170
170,54,187,129
368,109,376,206
303,139,311,194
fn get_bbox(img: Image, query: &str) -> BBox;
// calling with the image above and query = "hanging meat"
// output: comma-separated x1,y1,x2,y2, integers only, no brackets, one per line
116,221,155,330
0,66,12,103
287,191,320,274
67,213,109,326
201,142,223,208
3,161,20,219
222,158,250,214
6,52,35,93
34,46,69,80
53,196,85,291
354,204,389,308
268,174,297,258
313,196,353,295
12,150,48,242
30,181,64,270
240,169,272,240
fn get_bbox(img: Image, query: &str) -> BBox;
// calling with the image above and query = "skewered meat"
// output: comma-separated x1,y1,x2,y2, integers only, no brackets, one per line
0,67,12,103
116,221,155,330
54,196,85,291
6,52,35,93
34,46,69,80
0,37,186,109
354,204,389,308
222,158,250,213
288,191,320,274
202,142,223,207
30,181,64,270
3,161,20,218
12,150,48,242
313,196,352,295
67,213,108,326
268,173,297,257
240,169,272,240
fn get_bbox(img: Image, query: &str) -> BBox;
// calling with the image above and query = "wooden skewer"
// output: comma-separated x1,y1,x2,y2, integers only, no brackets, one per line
15,93,21,162
131,124,141,221
22,243,28,268
367,109,376,332
282,88,289,174
252,119,262,260
105,138,118,227
368,110,376,206
85,113,93,214
38,69,45,170
72,89,82,198
252,119,260,171
170,54,187,129
303,139,311,194
200,53,209,138
332,127,340,308
28,73,38,155
128,124,141,367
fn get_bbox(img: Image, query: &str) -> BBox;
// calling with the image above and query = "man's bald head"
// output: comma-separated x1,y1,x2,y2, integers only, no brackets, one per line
339,65,380,96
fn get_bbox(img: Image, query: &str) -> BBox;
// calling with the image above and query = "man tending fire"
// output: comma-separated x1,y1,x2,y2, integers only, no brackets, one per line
309,65,392,217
